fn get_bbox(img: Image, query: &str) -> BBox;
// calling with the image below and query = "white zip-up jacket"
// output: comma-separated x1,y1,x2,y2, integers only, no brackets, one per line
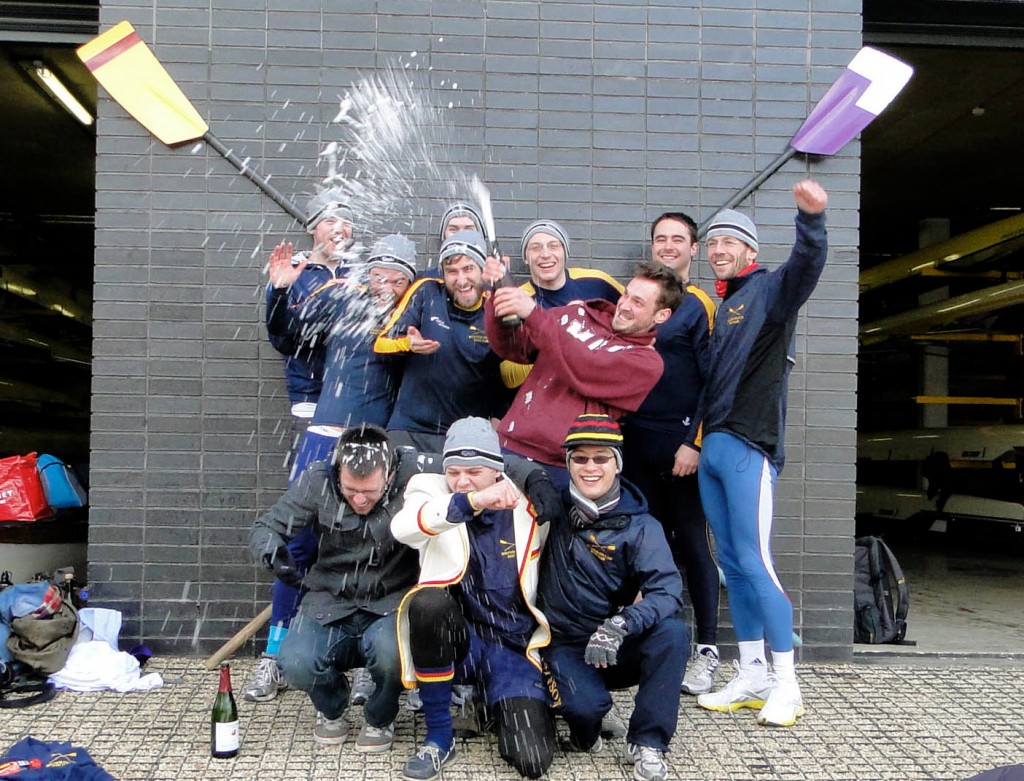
390,472,550,687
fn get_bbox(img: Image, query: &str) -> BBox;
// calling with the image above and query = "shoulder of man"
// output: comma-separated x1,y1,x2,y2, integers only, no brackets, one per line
567,266,624,293
682,283,717,322
393,447,442,484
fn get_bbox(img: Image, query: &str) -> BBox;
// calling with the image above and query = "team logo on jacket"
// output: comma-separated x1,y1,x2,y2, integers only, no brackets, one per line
468,326,490,344
585,533,616,562
726,304,745,325
499,538,517,559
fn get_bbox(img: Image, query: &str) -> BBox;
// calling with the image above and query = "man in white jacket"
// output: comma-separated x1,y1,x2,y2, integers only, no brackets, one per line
390,417,555,781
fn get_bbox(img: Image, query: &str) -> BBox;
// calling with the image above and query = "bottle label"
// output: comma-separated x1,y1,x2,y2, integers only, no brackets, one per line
214,721,239,752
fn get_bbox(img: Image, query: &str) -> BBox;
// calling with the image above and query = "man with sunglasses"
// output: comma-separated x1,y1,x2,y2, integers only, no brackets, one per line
249,424,438,752
538,414,687,781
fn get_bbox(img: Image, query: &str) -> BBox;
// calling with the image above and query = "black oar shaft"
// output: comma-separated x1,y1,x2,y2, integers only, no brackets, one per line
698,146,799,238
203,131,305,224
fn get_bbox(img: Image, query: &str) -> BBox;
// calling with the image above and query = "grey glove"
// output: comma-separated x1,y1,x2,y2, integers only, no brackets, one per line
584,615,628,667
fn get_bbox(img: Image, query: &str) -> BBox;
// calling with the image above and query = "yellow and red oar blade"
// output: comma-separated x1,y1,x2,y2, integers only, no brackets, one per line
77,20,304,223
76,20,208,146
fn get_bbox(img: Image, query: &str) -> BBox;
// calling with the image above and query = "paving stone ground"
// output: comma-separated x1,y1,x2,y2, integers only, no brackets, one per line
2,656,1022,780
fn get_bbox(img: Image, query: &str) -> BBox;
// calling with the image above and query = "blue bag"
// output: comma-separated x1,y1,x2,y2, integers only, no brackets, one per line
35,455,87,510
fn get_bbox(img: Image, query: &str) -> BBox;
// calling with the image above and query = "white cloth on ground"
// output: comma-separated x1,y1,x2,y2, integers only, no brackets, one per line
49,608,163,692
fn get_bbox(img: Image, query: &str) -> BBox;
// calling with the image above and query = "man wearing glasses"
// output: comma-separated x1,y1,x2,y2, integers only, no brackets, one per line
538,414,687,781
248,234,416,707
249,424,438,752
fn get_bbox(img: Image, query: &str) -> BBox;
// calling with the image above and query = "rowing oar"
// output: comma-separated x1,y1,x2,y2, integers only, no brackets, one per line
698,46,914,236
76,21,305,224
204,605,272,671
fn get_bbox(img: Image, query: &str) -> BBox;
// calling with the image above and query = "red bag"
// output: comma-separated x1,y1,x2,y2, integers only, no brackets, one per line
0,453,52,522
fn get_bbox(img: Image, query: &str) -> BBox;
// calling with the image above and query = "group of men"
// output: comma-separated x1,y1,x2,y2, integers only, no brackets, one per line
248,179,830,781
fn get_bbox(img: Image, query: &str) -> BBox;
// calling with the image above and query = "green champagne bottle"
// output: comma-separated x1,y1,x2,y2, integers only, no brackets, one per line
210,662,239,758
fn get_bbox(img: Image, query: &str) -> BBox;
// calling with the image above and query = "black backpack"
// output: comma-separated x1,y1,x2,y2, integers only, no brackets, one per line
853,536,910,644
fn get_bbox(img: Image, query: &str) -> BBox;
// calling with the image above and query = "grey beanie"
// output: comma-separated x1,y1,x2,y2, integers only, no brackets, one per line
305,188,354,229
368,234,417,281
443,417,504,472
439,229,488,269
521,219,571,263
705,209,759,252
439,202,483,242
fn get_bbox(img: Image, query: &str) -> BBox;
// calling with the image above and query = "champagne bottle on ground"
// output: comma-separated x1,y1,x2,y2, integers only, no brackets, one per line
211,662,240,758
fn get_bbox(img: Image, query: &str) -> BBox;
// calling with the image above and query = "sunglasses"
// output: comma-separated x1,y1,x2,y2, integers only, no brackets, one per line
569,454,615,466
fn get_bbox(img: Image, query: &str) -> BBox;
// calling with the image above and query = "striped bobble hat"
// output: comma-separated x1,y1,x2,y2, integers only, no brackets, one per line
705,208,759,252
439,202,484,242
521,219,570,264
439,229,488,269
562,413,624,450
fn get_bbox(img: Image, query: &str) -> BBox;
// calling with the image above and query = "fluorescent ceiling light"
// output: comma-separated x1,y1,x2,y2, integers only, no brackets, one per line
21,59,93,126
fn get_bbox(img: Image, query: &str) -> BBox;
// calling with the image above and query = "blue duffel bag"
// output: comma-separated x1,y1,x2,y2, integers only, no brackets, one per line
35,455,87,509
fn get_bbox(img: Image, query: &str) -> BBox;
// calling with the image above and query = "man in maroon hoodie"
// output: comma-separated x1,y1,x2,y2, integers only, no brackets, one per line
484,260,684,488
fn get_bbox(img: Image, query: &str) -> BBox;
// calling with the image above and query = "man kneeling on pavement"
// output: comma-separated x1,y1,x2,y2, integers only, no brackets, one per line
540,413,688,781
391,417,559,780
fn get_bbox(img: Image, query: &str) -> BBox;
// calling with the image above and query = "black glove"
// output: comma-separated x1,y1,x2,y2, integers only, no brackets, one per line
523,469,566,527
584,615,628,667
265,546,303,589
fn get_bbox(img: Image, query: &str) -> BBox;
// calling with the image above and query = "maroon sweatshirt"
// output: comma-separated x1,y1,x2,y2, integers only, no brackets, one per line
485,297,664,466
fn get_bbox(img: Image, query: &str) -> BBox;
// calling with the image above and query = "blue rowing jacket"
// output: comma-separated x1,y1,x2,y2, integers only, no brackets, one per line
538,478,684,643
702,209,828,471
264,256,348,404
374,278,513,434
521,267,622,309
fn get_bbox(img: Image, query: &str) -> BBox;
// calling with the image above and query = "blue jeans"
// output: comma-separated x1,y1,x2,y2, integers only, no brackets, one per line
278,610,402,726
545,616,688,752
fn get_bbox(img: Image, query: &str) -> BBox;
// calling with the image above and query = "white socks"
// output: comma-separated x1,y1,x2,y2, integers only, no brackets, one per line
738,640,768,680
772,650,797,684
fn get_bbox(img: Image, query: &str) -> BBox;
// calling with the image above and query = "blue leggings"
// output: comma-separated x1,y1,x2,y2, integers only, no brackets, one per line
698,431,792,652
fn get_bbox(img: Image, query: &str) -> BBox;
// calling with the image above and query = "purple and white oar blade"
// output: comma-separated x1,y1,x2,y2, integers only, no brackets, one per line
790,46,913,156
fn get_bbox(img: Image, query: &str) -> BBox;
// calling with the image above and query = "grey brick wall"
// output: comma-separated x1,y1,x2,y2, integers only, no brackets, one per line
89,0,861,661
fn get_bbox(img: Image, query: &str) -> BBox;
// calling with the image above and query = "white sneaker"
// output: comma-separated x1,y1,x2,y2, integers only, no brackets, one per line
243,653,287,702
600,710,627,739
696,661,771,712
405,687,423,711
350,667,376,706
680,648,719,695
757,675,805,727
626,743,668,781
451,684,475,706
